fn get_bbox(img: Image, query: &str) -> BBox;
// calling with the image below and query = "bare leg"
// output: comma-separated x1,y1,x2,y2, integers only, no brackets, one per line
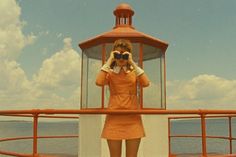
107,139,122,157
125,138,141,157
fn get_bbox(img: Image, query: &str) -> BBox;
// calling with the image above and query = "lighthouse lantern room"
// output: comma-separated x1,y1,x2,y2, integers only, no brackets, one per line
79,3,168,110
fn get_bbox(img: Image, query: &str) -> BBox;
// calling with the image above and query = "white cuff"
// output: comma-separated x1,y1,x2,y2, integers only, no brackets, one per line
101,63,110,72
134,66,144,76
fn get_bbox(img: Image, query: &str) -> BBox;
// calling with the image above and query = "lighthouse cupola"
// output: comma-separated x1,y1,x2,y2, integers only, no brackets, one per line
113,3,134,28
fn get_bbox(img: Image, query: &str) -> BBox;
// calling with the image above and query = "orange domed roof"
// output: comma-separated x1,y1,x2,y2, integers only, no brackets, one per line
115,3,133,10
113,3,134,16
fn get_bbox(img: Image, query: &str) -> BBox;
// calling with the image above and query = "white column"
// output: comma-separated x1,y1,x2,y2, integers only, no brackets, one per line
79,115,109,157
140,115,169,157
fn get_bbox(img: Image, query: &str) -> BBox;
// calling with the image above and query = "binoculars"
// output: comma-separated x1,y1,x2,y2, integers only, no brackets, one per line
114,52,129,60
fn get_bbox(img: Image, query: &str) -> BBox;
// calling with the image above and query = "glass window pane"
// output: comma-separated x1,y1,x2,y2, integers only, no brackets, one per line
81,46,102,109
87,58,102,108
143,58,162,108
142,44,165,109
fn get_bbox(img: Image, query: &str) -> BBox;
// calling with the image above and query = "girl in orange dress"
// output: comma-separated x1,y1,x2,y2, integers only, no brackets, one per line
96,39,150,157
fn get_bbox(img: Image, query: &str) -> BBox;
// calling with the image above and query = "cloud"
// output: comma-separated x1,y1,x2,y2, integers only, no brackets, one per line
0,38,81,109
0,60,34,109
0,0,82,110
33,38,80,89
167,74,236,109
0,0,36,60
32,38,81,107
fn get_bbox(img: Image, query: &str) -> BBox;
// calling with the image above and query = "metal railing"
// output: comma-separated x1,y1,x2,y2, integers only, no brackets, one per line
0,109,236,157
168,114,236,157
0,111,79,157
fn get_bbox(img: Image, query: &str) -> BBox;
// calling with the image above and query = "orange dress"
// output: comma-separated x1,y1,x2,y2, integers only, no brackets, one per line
100,69,146,140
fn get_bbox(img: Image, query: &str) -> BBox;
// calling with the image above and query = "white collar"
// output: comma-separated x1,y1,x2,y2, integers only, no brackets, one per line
112,66,130,74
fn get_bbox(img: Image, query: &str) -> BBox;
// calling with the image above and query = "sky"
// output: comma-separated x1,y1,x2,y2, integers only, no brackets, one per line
1,0,236,110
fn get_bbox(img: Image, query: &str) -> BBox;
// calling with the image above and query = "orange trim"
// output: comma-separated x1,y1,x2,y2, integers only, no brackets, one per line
0,114,79,119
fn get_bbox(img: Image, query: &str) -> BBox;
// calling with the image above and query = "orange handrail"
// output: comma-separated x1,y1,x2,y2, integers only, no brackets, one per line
0,109,236,157
1,108,236,114
0,135,78,142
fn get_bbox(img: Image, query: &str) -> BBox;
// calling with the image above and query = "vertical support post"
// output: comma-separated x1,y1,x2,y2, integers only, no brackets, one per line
101,43,106,109
33,113,39,156
163,53,167,109
80,52,84,109
129,15,132,26
168,118,172,156
139,43,143,109
116,17,118,27
229,116,232,154
200,114,207,157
